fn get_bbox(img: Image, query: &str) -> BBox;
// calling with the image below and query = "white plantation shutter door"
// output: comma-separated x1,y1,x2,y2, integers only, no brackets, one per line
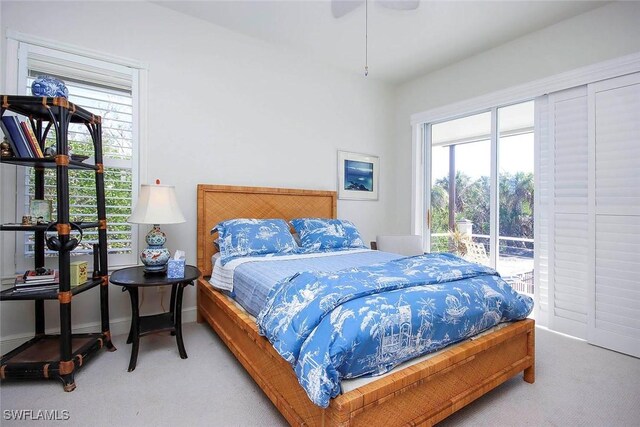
548,86,590,339
588,73,640,357
534,96,550,326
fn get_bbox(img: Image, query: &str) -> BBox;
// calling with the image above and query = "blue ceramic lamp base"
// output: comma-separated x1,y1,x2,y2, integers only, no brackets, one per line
140,225,171,274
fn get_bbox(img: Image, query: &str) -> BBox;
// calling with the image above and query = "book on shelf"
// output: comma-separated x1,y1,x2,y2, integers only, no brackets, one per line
0,116,24,157
0,115,34,158
12,116,36,157
15,278,59,288
11,282,59,293
18,269,59,285
20,121,43,158
23,268,56,280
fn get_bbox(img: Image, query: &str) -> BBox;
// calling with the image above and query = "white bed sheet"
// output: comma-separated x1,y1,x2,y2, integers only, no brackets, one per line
209,249,372,292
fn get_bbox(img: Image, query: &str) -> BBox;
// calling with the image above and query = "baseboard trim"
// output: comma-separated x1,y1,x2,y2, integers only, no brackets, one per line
0,307,197,354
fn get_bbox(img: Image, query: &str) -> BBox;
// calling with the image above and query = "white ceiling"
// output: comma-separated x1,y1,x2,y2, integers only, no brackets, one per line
154,0,608,84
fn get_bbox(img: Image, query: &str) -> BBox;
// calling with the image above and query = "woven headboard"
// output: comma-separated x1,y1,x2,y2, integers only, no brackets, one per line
196,185,337,277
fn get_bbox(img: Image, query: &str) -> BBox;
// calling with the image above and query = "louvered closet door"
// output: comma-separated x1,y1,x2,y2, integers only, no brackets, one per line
548,87,589,339
534,96,550,326
588,73,640,357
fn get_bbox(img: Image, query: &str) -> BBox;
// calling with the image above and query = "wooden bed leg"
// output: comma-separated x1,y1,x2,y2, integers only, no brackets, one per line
524,365,535,383
523,326,535,383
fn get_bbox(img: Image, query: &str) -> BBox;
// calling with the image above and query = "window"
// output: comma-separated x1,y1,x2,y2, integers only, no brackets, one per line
429,112,492,255
14,42,140,269
425,101,535,295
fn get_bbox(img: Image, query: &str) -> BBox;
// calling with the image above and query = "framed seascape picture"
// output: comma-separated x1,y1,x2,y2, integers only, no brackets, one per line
337,151,379,200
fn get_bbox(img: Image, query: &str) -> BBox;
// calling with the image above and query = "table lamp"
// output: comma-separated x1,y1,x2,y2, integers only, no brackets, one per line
128,181,186,274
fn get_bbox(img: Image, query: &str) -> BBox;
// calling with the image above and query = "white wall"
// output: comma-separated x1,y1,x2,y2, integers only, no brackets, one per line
391,1,640,233
0,1,395,347
4,0,639,350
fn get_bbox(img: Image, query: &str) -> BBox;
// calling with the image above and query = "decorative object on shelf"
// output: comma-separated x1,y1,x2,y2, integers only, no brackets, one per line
1,138,13,157
31,75,69,98
44,145,74,158
128,181,186,274
92,243,100,278
44,221,83,252
337,150,379,200
30,199,52,223
21,215,32,225
69,261,88,286
44,145,56,157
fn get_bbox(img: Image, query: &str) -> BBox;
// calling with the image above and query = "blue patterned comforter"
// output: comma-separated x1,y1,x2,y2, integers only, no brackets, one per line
257,253,533,407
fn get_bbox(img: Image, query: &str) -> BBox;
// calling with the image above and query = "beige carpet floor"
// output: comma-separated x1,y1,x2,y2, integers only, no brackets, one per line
1,323,639,426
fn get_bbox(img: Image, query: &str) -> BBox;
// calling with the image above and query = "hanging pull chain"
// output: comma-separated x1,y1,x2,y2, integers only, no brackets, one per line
365,0,369,76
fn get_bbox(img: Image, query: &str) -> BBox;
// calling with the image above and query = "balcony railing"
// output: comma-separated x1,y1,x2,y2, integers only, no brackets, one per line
430,233,534,295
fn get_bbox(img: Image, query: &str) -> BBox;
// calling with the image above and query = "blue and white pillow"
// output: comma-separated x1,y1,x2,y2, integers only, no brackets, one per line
290,218,366,251
214,218,298,265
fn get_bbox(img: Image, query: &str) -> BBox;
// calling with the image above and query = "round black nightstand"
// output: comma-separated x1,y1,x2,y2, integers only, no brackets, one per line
110,265,200,371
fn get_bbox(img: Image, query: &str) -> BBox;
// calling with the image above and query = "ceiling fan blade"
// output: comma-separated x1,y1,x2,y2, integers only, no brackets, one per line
378,0,420,11
331,0,365,18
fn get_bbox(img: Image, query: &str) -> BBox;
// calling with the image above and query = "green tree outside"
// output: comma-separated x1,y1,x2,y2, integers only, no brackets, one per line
430,171,534,255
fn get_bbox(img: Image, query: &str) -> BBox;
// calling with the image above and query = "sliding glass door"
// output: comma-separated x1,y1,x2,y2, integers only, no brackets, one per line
497,102,535,294
425,101,534,295
429,112,492,260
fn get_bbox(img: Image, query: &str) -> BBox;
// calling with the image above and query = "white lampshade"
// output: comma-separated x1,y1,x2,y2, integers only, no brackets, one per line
128,184,186,225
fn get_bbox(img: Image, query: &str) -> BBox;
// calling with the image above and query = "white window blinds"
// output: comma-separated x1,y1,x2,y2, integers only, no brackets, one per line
18,42,138,267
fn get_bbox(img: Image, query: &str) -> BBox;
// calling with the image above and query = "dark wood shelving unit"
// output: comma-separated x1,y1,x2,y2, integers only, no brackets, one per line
1,156,98,170
0,95,115,391
2,334,107,380
0,222,101,232
0,277,104,301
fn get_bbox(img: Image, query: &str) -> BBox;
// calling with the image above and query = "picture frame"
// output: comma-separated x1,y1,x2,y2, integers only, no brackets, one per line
337,151,379,200
30,199,52,223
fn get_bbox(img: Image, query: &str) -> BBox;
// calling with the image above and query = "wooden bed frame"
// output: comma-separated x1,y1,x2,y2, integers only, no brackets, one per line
196,184,535,426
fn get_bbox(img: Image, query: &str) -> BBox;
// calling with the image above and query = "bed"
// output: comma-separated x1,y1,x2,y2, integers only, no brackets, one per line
196,184,535,426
